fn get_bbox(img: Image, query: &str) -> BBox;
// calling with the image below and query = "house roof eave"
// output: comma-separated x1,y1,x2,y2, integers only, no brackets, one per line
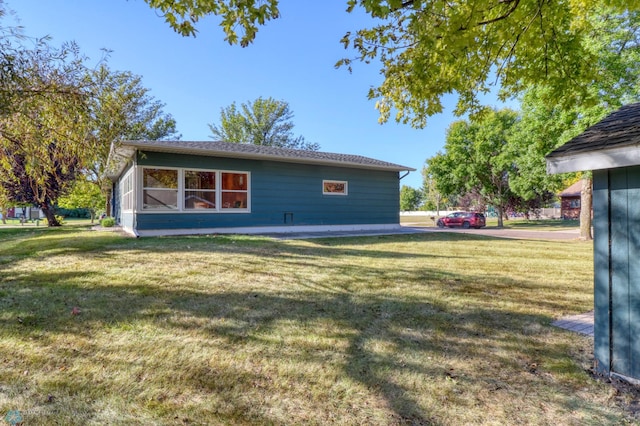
105,143,136,181
546,144,640,174
107,140,416,179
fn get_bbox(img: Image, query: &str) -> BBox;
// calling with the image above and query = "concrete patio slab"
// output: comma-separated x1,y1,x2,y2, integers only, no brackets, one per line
552,311,594,337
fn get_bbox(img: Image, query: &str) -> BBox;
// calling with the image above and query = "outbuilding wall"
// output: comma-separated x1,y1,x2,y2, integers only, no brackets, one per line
122,150,401,233
593,166,640,381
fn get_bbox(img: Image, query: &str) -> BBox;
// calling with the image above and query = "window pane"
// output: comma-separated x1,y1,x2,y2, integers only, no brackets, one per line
143,189,178,209
185,171,216,190
222,173,247,190
323,181,347,194
144,169,177,189
222,192,248,209
185,191,216,209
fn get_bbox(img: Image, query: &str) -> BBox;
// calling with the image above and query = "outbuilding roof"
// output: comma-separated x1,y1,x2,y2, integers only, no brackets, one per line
546,102,640,174
107,140,415,180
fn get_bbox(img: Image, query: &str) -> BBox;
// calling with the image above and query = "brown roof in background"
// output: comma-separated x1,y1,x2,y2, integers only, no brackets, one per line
559,181,582,197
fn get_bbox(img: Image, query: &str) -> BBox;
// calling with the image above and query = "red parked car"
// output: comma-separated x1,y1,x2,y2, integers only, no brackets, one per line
436,211,486,229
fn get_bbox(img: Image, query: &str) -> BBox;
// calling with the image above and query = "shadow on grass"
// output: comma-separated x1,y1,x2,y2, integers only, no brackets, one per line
1,278,569,424
0,231,603,424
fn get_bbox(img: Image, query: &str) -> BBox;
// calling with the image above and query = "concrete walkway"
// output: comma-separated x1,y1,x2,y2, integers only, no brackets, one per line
552,311,594,337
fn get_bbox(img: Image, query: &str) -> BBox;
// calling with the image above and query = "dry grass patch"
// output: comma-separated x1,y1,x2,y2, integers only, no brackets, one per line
0,227,636,424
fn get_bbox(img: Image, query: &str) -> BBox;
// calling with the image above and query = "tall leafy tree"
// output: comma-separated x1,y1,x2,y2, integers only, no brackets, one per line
57,177,106,223
508,9,640,239
0,7,179,226
143,1,640,126
399,185,421,211
420,167,445,214
86,65,180,214
209,97,320,150
0,40,93,226
427,109,519,227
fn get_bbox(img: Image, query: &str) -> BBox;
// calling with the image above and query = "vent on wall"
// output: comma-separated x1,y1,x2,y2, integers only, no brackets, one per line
284,212,294,225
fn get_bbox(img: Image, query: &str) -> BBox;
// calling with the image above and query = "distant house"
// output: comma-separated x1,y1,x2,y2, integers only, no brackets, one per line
547,102,640,384
559,181,583,219
106,140,415,237
2,206,44,220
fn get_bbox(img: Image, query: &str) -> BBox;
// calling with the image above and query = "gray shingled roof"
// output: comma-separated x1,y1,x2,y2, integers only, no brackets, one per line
547,102,640,158
107,140,415,179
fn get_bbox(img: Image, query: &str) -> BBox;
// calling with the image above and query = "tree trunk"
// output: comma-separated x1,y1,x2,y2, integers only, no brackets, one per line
579,176,593,241
496,206,504,228
0,207,6,224
41,202,61,227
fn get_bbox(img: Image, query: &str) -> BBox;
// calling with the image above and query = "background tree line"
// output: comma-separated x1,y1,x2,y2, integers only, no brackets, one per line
2,0,639,235
0,5,316,226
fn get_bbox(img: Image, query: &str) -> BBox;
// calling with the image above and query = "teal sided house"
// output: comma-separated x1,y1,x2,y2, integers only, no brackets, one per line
547,102,640,384
107,140,415,237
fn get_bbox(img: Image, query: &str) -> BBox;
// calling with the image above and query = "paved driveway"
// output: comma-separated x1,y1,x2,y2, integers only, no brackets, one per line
426,226,581,240
267,226,581,241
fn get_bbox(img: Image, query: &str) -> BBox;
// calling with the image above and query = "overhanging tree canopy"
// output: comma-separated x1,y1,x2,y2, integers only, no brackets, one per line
143,0,640,126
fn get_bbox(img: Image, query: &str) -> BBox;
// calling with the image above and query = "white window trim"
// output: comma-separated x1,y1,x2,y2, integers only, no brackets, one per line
137,167,251,213
322,180,348,196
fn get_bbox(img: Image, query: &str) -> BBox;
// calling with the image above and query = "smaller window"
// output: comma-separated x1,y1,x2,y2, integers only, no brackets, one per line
323,180,348,195
569,199,581,209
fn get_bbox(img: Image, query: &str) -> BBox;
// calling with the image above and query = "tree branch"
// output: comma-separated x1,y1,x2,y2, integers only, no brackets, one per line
477,0,520,26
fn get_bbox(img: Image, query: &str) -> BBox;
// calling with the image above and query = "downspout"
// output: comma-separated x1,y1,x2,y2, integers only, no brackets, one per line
399,171,410,180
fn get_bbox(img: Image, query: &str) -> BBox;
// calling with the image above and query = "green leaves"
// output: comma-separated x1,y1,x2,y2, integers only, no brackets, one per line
400,185,422,211
425,109,521,224
340,1,640,126
0,20,178,225
208,97,320,150
57,177,106,219
144,0,280,46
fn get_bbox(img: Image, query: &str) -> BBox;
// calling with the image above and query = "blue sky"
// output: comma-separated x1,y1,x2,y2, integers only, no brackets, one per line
7,0,510,189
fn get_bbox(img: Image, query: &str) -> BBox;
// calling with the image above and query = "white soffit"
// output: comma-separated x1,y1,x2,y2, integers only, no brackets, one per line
547,144,640,174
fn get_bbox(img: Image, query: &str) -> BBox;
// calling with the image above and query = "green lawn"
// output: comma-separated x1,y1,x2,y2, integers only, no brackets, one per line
0,226,635,425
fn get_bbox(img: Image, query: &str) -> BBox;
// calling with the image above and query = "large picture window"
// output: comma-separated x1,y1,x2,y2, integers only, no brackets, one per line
140,167,249,212
222,172,248,209
143,168,178,210
185,170,216,209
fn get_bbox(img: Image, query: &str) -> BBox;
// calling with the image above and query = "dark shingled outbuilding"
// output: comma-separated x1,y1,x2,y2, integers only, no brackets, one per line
546,103,640,174
546,102,640,385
